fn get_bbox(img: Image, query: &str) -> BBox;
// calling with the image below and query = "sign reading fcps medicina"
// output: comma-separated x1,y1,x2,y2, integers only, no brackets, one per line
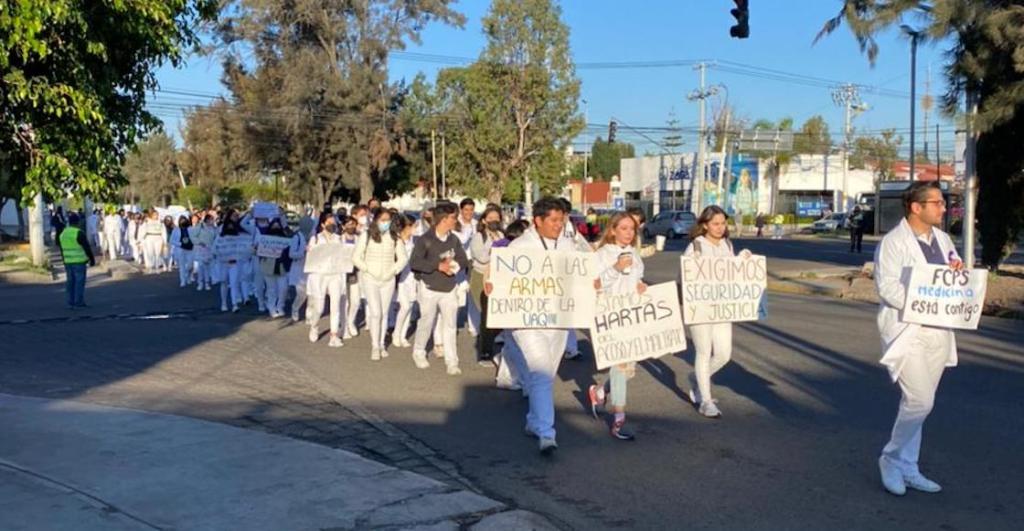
902,265,987,330
487,248,596,329
680,255,768,324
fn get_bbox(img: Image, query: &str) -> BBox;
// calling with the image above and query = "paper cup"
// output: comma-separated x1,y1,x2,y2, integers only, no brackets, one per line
655,235,666,251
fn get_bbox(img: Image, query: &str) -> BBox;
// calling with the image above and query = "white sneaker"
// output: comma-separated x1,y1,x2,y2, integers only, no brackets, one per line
446,365,462,376
196,284,203,292
231,304,240,313
496,379,522,391
538,437,558,455
371,349,381,361
903,471,941,493
394,339,410,348
412,352,430,369
698,400,722,419
343,331,354,340
221,303,229,312
878,457,907,496
379,349,390,359
308,326,319,343
291,313,300,323
432,345,445,359
328,335,344,348
687,373,701,404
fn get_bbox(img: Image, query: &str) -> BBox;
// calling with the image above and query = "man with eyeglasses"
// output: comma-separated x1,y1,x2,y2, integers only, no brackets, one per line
873,180,962,496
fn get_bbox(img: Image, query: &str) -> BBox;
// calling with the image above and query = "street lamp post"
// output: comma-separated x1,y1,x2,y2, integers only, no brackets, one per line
902,26,922,181
582,99,588,213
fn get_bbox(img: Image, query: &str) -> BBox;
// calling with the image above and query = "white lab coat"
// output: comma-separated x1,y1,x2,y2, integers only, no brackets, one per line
874,218,959,381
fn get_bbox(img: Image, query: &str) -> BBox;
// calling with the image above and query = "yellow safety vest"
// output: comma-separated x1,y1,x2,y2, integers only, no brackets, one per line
59,226,88,264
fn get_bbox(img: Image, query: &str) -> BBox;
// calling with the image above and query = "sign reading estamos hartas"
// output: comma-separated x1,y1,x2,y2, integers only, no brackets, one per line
590,282,686,370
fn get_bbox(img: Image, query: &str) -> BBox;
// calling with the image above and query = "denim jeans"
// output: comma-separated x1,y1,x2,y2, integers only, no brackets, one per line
65,263,87,307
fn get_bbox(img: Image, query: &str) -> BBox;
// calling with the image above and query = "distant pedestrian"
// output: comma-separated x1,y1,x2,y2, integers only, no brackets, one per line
58,212,96,309
772,214,784,240
848,206,865,253
755,212,766,238
874,181,961,497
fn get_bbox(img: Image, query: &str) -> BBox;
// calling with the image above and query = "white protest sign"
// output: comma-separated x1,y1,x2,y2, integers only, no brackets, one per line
487,248,596,329
252,202,279,220
256,235,292,258
212,235,253,262
901,266,987,330
303,240,355,274
680,255,768,324
589,282,687,370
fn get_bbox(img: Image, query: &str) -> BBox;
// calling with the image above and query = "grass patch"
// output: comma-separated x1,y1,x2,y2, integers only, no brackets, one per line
0,252,51,276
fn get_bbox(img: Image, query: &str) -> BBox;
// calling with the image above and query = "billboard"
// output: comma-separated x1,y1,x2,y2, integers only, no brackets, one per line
727,154,758,217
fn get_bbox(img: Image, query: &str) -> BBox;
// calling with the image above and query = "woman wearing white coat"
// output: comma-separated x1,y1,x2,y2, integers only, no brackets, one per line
213,217,250,312
874,181,962,496
169,216,195,287
353,209,409,361
306,213,347,348
257,218,292,318
140,210,166,274
588,212,647,440
193,214,218,291
288,218,313,323
391,215,418,348
683,205,752,419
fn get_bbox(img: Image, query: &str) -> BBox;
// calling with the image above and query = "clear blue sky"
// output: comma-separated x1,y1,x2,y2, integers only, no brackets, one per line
152,0,957,158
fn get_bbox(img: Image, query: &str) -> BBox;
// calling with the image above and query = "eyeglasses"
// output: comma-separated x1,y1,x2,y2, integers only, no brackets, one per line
918,199,946,207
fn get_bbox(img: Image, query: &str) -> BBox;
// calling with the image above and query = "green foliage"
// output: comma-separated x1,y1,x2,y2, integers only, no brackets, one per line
177,186,211,208
590,137,635,180
849,129,902,181
121,132,179,207
215,186,246,209
792,115,832,155
0,0,216,204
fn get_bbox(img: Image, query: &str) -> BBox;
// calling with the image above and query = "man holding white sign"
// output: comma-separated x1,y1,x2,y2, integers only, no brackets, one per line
485,197,596,455
874,181,966,496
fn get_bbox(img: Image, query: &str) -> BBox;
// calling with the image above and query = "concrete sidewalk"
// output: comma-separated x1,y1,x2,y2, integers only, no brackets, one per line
0,393,556,531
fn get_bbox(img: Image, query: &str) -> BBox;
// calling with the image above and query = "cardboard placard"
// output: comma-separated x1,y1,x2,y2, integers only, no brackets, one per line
680,255,768,324
212,235,253,262
252,202,279,220
256,234,292,258
901,266,987,330
589,282,687,370
303,240,355,274
486,248,596,329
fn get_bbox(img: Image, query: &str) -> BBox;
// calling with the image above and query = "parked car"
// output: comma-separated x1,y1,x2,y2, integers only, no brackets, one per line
810,212,848,233
643,210,696,239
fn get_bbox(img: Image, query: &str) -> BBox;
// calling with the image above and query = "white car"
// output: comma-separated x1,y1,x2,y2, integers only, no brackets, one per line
810,212,848,233
643,210,697,239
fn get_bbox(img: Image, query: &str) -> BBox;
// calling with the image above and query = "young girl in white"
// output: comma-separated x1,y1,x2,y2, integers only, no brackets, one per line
213,217,250,312
588,212,646,440
306,213,346,348
683,205,752,418
391,215,418,348
170,216,195,288
353,208,409,361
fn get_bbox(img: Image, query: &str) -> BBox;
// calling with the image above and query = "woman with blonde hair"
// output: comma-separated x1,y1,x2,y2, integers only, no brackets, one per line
683,205,752,418
587,212,647,440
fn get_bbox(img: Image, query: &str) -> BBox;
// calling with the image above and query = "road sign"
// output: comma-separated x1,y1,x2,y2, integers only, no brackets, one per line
737,129,794,152
613,197,625,210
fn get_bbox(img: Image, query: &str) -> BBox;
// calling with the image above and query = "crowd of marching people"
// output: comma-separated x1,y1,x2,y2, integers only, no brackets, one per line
62,181,962,498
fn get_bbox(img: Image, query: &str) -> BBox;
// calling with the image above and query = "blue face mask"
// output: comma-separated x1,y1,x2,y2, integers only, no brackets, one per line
378,221,391,232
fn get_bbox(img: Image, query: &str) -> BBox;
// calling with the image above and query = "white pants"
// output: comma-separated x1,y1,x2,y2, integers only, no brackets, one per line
251,258,267,311
346,273,363,334
392,282,416,344
195,258,212,287
308,273,345,336
882,327,950,475
413,283,459,368
690,322,733,402
566,329,578,354
363,276,397,350
176,249,194,285
465,286,480,335
142,236,163,271
103,230,121,260
264,274,289,315
510,328,568,439
219,262,242,307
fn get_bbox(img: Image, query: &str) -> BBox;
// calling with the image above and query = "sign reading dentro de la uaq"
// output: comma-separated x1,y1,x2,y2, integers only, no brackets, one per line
680,255,767,324
589,282,686,370
902,265,987,330
487,248,596,329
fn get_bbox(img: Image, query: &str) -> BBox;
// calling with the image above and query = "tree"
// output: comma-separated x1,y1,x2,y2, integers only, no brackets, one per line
122,132,179,207
435,0,583,203
215,0,462,204
1,1,215,204
818,1,1024,266
590,137,635,181
849,129,902,182
177,99,258,198
793,115,832,155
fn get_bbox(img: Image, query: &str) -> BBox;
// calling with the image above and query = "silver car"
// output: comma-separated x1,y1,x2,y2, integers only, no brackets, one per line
643,210,697,239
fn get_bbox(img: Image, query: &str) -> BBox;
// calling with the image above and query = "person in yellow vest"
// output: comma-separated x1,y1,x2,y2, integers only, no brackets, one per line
59,212,96,309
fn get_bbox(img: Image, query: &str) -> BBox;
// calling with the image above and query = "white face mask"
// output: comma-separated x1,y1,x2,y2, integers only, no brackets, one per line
357,215,367,226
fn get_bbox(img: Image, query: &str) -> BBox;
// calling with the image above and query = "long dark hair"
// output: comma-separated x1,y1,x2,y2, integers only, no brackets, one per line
367,208,397,243
690,205,730,240
476,205,504,241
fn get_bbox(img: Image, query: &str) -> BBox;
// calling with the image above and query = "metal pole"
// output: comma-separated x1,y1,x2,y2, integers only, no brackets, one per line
696,62,707,211
909,35,918,181
964,90,978,268
441,133,447,199
582,100,588,212
935,123,940,178
430,129,437,202
842,98,851,211
717,107,730,202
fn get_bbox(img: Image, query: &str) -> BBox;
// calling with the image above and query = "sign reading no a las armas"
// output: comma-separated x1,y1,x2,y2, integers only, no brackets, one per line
487,248,596,329
901,265,988,330
589,282,686,370
680,255,768,324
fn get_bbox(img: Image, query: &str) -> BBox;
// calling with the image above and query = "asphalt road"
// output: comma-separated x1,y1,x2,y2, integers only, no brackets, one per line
247,248,1024,530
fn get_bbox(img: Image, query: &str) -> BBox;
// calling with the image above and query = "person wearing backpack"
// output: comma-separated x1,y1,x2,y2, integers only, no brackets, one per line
353,208,409,361
683,205,753,419
170,215,196,288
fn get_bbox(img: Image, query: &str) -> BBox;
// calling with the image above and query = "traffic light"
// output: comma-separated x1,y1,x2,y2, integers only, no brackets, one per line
730,0,749,39
608,120,617,143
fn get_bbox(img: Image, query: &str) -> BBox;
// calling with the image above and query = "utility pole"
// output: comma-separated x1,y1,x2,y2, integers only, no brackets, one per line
430,129,438,202
582,99,589,212
688,62,719,212
716,107,731,202
441,132,447,199
663,111,684,211
964,91,978,269
832,84,862,212
902,26,922,182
